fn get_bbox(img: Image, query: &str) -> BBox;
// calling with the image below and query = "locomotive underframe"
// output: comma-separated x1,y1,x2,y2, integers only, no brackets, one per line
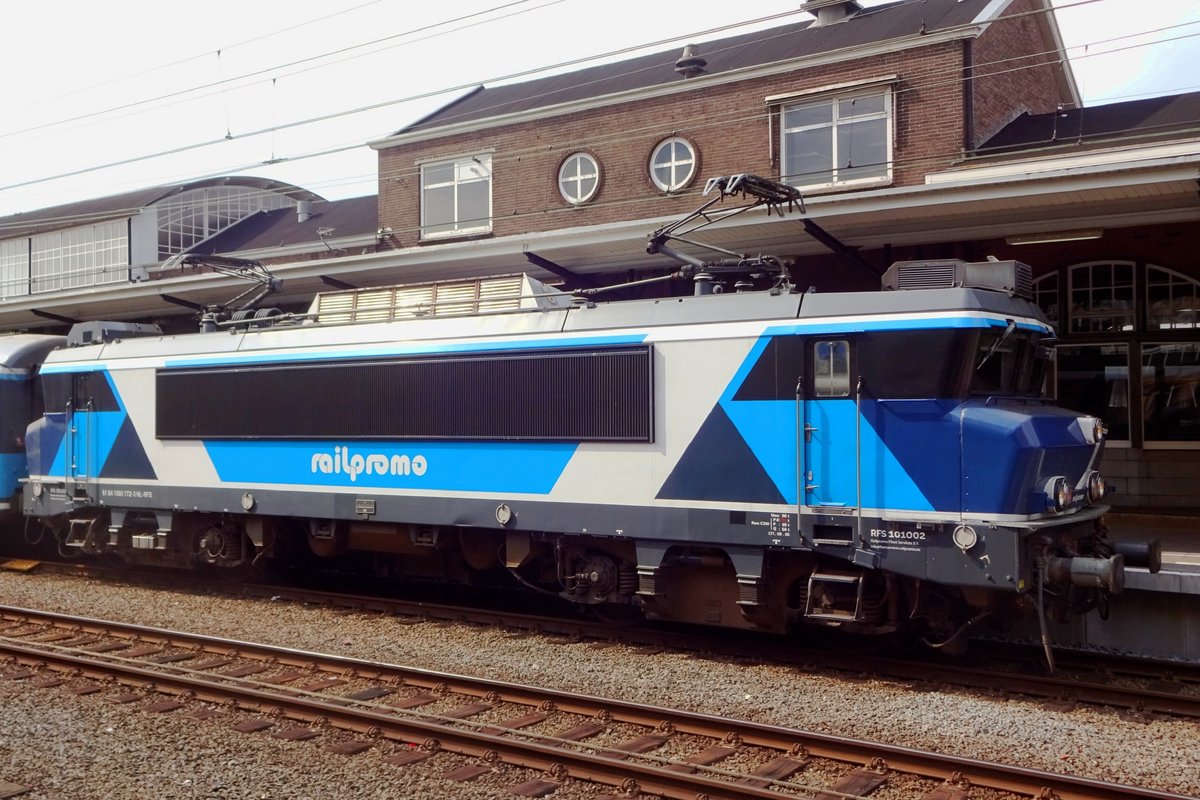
25,476,1114,639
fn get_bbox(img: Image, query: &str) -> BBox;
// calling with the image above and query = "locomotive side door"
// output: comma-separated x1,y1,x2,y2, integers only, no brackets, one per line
66,372,97,502
800,338,858,510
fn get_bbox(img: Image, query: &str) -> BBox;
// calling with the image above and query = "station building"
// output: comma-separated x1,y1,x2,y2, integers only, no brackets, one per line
0,0,1197,516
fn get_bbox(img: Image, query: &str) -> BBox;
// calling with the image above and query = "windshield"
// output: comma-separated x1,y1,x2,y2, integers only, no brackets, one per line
970,329,1050,396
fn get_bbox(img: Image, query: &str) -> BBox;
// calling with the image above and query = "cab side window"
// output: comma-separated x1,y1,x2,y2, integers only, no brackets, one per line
813,340,850,397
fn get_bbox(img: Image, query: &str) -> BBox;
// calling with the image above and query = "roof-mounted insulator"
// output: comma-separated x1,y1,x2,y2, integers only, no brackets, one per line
675,44,707,78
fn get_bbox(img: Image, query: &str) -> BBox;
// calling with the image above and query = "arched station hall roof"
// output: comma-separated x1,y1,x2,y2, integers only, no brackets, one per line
0,176,323,241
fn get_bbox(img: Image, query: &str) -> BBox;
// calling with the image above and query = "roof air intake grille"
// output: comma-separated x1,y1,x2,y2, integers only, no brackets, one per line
895,261,957,290
881,259,1033,299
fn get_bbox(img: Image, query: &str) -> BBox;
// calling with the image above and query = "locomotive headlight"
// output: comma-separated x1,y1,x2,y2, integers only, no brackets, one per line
1086,471,1106,504
1045,476,1073,511
1081,416,1106,444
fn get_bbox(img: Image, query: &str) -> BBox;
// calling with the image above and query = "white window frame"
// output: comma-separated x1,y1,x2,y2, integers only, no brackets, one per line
420,154,493,239
779,87,893,192
155,186,294,260
648,137,697,193
29,219,128,295
1147,264,1200,330
558,152,601,205
0,238,29,299
1032,272,1060,328
1067,261,1136,333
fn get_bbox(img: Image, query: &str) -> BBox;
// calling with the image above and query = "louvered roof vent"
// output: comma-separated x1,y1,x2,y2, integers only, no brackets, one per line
881,259,1033,299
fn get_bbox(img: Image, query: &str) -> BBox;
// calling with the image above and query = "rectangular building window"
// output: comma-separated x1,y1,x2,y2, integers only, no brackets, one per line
0,238,29,299
781,89,891,190
1055,344,1130,441
1143,343,1200,442
30,220,128,294
421,155,492,238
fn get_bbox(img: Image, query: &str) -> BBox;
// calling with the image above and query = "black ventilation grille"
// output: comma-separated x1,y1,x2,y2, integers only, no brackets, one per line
157,346,653,442
894,261,957,290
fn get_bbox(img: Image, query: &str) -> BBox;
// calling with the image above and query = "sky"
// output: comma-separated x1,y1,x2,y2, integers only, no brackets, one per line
0,0,1197,218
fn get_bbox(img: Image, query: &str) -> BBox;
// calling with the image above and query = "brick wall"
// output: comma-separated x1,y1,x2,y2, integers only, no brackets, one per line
376,7,1075,248
1101,448,1200,511
376,41,972,248
970,0,1070,147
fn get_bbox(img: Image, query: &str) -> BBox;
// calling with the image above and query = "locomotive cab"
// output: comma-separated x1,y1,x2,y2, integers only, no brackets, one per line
769,260,1134,645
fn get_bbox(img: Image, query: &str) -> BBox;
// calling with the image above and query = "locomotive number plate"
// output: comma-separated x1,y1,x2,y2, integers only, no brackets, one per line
868,522,939,552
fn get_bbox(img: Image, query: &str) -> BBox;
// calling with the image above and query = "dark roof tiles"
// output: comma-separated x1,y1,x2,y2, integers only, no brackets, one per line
399,0,995,135
978,91,1200,154
193,195,379,254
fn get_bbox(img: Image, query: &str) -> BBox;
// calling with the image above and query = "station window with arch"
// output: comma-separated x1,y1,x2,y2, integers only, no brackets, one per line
558,153,600,205
1039,261,1200,446
156,186,295,260
649,137,697,193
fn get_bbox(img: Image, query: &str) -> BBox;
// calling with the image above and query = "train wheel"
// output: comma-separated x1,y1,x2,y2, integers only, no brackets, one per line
195,524,256,580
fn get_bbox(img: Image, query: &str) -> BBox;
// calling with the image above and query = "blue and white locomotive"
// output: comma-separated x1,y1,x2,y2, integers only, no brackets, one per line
16,268,1134,647
11,175,1148,649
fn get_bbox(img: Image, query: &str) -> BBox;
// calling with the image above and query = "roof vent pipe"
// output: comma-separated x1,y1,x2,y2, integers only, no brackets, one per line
675,44,707,78
800,0,863,26
296,200,312,223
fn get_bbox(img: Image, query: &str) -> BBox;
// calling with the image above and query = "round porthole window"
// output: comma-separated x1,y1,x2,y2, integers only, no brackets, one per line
649,137,697,192
558,152,601,205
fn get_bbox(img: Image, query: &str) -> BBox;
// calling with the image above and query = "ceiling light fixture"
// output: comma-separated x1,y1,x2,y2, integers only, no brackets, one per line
1005,229,1104,245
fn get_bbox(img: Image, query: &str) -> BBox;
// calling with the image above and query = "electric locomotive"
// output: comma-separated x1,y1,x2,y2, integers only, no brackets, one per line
15,175,1147,649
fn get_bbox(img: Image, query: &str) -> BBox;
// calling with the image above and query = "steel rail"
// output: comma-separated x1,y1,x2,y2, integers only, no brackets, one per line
163,579,1200,718
1,605,1192,800
0,637,790,800
6,564,1200,719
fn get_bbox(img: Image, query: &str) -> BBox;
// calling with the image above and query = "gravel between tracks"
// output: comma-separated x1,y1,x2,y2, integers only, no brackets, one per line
1,571,1197,799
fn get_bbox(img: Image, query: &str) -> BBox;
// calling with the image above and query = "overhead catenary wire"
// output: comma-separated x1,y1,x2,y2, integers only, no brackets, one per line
0,0,1196,230
2,18,1196,240
2,0,1101,146
0,0,565,143
0,4,818,198
5,15,1197,239
33,0,390,107
11,87,1193,250
0,0,1184,204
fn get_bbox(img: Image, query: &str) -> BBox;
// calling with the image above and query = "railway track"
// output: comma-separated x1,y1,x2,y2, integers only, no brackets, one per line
212,572,1200,720
6,557,1200,721
0,604,1193,800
